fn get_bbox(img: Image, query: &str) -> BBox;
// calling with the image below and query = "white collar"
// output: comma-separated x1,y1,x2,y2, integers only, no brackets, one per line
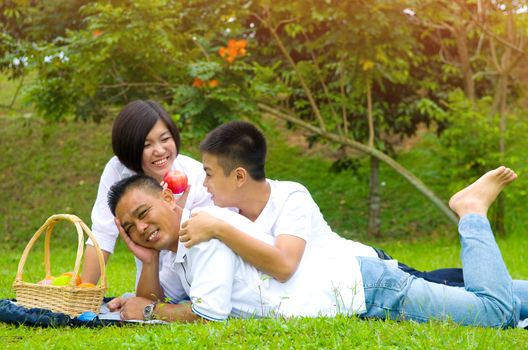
168,208,191,266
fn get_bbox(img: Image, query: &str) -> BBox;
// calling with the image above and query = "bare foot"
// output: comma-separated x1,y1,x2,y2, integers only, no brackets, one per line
448,166,517,218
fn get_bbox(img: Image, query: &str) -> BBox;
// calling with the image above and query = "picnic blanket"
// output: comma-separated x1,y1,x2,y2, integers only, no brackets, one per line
1,298,527,328
0,298,166,327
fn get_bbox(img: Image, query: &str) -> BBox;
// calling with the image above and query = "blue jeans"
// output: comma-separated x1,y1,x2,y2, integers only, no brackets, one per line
358,214,521,328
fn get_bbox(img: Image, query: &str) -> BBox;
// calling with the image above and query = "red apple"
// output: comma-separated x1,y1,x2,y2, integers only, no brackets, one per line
163,170,188,194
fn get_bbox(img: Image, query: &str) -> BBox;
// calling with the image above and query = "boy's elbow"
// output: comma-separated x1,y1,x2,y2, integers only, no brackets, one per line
276,265,297,283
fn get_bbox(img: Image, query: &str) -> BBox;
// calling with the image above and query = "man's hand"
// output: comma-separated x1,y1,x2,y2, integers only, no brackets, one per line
115,218,159,264
107,296,128,312
118,297,153,321
179,211,223,248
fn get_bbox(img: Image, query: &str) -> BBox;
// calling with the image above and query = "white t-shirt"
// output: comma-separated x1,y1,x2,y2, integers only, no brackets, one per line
157,206,367,320
87,155,212,253
256,179,379,258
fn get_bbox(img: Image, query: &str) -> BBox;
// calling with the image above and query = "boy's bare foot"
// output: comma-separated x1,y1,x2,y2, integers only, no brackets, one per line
448,166,517,218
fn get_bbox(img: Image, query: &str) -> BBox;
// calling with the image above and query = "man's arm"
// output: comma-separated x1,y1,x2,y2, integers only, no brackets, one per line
117,297,202,322
135,253,165,301
115,219,165,300
154,302,203,323
180,211,305,282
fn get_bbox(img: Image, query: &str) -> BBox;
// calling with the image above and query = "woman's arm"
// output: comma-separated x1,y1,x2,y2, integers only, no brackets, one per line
81,245,110,284
179,212,305,282
82,157,127,283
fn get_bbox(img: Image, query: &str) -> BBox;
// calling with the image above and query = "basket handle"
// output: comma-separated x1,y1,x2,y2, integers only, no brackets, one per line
14,214,107,289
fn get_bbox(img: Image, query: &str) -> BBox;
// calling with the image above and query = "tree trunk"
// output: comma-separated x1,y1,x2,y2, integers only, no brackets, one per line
258,103,459,226
454,25,476,102
366,83,381,237
493,73,508,236
368,156,381,237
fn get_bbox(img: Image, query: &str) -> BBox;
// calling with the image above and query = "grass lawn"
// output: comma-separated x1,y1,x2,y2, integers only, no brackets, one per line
1,80,528,347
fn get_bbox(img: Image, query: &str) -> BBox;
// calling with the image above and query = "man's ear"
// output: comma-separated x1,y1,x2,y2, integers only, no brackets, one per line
234,167,248,187
161,188,176,205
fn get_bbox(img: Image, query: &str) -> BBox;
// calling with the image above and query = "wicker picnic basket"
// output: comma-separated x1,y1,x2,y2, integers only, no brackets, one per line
13,214,107,317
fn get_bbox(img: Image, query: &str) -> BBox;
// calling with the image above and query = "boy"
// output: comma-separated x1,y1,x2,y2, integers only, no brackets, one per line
180,121,462,285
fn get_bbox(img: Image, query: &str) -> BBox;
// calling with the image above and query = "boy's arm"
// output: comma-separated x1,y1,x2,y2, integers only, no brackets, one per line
180,211,305,282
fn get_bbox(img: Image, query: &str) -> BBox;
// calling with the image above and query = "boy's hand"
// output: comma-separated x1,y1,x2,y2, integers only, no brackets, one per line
115,218,159,264
179,211,222,248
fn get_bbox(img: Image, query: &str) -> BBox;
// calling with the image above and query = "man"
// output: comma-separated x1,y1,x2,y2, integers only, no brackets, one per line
108,168,524,327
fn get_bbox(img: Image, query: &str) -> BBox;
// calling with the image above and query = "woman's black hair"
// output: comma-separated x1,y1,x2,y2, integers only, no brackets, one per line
112,100,181,173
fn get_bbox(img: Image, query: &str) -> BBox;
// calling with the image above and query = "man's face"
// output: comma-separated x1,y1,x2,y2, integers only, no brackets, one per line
202,153,239,208
115,187,181,252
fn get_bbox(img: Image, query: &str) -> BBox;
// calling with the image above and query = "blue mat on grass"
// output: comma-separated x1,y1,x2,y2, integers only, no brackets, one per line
0,298,123,327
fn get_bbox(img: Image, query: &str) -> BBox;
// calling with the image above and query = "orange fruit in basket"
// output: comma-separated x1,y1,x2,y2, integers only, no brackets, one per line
77,282,96,288
60,272,82,285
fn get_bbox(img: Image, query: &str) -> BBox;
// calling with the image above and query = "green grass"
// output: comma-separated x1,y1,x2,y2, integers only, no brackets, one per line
1,316,528,349
1,77,528,347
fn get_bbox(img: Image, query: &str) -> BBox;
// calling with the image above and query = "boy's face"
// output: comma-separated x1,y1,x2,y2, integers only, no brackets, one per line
115,187,181,252
202,153,239,208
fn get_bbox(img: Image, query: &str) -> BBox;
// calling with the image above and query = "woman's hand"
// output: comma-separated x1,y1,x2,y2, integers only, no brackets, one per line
160,180,191,209
179,211,223,248
115,218,159,264
175,185,191,209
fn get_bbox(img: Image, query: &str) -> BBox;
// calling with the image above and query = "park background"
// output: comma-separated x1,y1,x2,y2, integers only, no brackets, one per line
1,0,528,348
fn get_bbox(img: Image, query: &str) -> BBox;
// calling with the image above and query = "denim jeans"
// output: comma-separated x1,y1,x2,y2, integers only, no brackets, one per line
358,214,521,328
373,247,465,286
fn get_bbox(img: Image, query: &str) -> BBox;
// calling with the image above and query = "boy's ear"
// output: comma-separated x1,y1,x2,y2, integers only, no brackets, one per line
234,167,248,187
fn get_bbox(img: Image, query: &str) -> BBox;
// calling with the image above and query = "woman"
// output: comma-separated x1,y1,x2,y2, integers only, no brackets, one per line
82,100,211,284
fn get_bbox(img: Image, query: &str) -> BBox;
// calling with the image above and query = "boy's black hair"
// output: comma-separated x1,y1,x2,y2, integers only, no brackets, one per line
199,121,266,180
112,100,181,174
107,174,163,216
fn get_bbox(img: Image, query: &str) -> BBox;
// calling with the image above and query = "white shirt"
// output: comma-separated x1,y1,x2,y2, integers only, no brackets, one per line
157,206,367,320
87,155,212,253
256,179,379,258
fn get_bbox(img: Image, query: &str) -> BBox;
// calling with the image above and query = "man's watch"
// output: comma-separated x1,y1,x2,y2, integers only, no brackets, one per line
143,301,158,321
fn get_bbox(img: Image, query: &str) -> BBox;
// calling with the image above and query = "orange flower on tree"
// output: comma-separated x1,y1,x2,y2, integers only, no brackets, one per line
219,39,248,63
192,78,219,88
192,78,204,88
92,29,103,38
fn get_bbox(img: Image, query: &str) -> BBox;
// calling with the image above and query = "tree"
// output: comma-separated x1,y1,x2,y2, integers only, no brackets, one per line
249,0,458,230
412,0,528,235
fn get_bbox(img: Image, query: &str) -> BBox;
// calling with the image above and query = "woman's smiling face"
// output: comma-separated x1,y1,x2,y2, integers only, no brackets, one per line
141,120,177,181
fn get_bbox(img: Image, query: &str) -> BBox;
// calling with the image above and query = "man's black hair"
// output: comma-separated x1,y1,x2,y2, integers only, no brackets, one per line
107,174,163,216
